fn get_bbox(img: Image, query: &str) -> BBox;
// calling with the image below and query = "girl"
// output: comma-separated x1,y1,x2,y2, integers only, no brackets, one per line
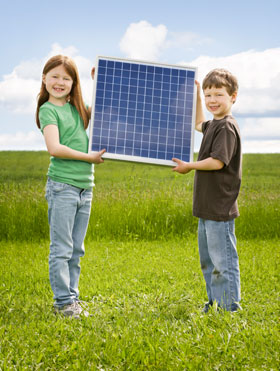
36,55,105,318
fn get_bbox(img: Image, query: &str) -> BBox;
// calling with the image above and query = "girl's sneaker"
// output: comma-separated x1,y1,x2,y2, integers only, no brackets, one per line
54,302,89,318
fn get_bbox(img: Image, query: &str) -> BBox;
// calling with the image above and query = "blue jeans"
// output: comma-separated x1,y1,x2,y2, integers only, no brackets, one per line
198,218,241,310
45,178,92,307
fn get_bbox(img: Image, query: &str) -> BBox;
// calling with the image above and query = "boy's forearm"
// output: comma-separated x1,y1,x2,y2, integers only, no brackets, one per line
172,157,224,174
190,157,224,171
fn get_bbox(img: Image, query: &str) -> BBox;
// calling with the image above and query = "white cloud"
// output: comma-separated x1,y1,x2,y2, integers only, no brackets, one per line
0,43,94,115
180,48,280,150
185,48,280,89
119,21,210,62
236,88,280,116
166,31,212,51
45,43,79,60
119,20,168,60
242,140,280,153
0,32,279,153
0,75,40,114
241,117,280,140
194,117,280,153
183,48,280,116
0,131,45,150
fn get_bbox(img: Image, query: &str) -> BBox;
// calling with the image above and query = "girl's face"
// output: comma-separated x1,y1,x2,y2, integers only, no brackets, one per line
43,65,73,106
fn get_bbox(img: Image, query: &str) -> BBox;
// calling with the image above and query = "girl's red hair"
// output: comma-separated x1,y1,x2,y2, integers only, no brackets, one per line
36,55,90,129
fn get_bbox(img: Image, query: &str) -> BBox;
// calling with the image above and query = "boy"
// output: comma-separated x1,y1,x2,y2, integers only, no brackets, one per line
173,68,242,312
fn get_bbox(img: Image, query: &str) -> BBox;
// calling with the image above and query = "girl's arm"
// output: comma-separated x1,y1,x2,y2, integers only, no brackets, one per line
86,67,95,115
43,124,105,164
172,157,224,174
195,80,205,133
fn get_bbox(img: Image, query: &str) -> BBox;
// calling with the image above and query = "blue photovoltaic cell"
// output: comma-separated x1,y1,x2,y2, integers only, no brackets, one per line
89,56,197,166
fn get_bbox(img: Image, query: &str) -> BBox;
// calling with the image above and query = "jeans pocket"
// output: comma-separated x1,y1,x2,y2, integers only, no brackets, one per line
84,189,93,201
51,180,68,193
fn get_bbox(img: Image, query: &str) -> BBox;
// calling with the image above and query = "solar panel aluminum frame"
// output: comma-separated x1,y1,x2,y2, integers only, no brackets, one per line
88,56,197,166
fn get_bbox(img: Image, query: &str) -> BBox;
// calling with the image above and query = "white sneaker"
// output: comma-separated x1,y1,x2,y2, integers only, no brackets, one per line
75,301,90,317
54,302,89,318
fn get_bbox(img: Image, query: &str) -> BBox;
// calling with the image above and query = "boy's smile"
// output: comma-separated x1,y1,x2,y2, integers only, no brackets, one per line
204,86,237,120
43,65,73,106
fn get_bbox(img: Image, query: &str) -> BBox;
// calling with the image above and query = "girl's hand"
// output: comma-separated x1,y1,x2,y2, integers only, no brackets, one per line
172,158,192,174
91,67,95,80
88,149,106,164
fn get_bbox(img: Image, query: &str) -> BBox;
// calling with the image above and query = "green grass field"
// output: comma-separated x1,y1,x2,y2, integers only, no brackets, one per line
0,152,279,370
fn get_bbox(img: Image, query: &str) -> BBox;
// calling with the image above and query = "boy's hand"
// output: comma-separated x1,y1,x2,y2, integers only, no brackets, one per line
88,149,106,164
195,79,200,91
172,158,193,174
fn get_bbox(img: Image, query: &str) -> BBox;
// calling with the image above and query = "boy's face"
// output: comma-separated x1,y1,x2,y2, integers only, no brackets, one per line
203,86,237,120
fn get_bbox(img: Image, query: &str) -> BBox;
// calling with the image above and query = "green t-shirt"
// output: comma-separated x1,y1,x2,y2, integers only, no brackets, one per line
39,102,94,189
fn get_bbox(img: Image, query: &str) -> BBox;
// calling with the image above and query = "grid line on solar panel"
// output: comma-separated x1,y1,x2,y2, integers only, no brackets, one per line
89,57,196,165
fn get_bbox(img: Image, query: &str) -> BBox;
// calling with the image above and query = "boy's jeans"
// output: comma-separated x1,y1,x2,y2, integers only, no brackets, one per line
45,178,92,307
198,218,241,310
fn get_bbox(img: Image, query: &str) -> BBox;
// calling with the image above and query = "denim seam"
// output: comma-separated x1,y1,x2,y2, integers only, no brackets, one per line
225,221,235,307
50,187,60,301
199,219,213,302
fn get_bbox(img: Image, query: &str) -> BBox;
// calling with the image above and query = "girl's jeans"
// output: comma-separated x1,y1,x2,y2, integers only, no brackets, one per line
198,218,241,310
45,178,92,307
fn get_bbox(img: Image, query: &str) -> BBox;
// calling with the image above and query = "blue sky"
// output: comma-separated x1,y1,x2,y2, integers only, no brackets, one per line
0,0,279,152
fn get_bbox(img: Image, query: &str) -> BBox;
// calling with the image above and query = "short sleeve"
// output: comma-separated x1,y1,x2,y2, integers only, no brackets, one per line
210,123,237,166
202,120,211,133
39,105,58,133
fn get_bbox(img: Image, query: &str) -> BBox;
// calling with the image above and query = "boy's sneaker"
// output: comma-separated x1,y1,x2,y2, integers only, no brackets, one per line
202,301,242,313
202,300,213,313
54,302,89,318
230,302,242,312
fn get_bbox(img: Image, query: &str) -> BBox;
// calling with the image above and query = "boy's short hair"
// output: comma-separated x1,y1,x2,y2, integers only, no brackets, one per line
202,68,238,96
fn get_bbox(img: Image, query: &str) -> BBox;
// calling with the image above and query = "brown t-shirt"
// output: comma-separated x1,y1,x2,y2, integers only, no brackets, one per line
193,115,242,221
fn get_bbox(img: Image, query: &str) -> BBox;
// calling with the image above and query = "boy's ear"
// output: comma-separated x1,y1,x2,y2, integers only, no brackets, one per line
232,91,238,104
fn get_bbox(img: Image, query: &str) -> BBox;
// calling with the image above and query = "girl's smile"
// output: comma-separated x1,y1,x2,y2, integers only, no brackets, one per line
43,65,73,106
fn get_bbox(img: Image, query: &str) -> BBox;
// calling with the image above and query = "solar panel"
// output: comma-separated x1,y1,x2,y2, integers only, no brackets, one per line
88,56,197,166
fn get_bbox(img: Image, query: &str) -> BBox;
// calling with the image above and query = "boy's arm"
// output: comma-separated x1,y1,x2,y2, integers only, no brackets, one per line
172,157,224,174
195,80,205,133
